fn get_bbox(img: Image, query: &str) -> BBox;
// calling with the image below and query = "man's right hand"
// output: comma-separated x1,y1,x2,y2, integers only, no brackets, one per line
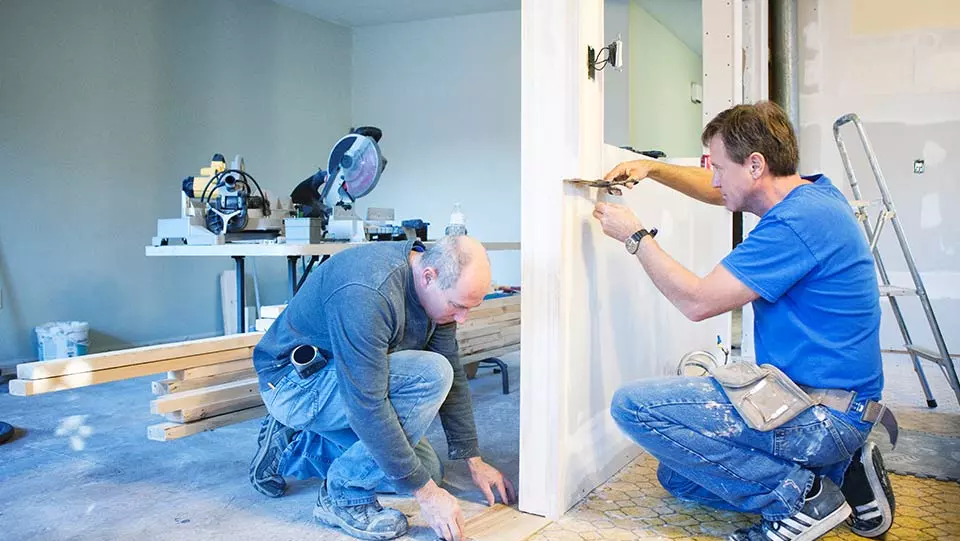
604,159,659,183
415,479,465,541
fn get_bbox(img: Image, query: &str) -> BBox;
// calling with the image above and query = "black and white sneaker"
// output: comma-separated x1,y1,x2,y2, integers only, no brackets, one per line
841,441,895,538
249,414,295,498
728,477,851,541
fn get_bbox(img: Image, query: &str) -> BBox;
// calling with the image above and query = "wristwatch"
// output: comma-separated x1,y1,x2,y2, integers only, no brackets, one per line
625,228,658,254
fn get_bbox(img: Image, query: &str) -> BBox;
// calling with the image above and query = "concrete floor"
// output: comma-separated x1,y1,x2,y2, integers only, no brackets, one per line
2,350,957,540
0,353,521,541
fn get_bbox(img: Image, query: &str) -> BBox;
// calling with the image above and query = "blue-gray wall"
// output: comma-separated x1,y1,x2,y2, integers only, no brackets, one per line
0,0,352,361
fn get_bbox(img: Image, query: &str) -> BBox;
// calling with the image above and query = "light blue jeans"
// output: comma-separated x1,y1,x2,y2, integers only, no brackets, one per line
611,376,872,520
261,350,452,507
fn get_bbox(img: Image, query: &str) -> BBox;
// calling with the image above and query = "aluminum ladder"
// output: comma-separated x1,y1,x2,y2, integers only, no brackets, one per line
833,113,960,407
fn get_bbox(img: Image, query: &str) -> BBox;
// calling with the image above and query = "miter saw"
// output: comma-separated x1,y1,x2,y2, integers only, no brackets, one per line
153,154,288,246
290,126,387,240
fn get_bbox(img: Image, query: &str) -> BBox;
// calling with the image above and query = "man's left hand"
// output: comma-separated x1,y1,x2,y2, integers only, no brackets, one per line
467,457,515,506
593,201,644,243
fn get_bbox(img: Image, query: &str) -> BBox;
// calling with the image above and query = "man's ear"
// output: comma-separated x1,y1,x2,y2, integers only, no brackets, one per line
422,266,437,287
749,152,766,180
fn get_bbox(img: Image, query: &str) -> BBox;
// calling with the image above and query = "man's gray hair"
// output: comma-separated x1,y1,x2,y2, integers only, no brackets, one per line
420,235,473,290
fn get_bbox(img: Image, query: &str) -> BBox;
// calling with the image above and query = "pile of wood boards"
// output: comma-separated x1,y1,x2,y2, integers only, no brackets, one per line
459,294,521,369
147,357,264,442
9,333,262,397
254,304,286,332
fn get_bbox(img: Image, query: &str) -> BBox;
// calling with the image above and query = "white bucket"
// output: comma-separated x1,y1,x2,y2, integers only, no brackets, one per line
35,321,89,360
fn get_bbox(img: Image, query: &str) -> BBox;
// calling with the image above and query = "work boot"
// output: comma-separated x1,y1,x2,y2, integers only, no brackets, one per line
313,480,408,541
249,414,295,497
0,422,14,445
728,477,850,541
841,441,895,538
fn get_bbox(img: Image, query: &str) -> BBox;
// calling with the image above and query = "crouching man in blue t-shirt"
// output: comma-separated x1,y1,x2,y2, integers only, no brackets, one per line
592,101,895,541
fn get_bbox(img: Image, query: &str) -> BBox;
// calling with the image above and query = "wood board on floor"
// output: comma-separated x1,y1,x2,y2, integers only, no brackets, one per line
463,504,550,541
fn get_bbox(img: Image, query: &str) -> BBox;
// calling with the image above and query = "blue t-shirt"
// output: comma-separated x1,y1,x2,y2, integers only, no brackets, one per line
722,175,883,401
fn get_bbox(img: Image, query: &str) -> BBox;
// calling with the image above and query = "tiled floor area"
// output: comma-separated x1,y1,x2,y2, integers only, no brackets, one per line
530,353,960,541
529,452,960,541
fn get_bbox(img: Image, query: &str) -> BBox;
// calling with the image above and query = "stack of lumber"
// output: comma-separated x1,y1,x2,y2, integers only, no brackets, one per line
459,293,521,369
9,333,262,397
254,304,286,332
147,357,264,442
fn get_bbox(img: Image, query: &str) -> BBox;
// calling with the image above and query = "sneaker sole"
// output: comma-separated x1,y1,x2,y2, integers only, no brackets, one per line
796,501,853,541
854,443,894,538
312,506,408,541
249,416,285,498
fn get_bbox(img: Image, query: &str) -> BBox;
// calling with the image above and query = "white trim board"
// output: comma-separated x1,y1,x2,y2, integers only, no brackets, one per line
520,0,742,519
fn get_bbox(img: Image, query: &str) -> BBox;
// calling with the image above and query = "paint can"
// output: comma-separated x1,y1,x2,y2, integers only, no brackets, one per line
35,321,89,360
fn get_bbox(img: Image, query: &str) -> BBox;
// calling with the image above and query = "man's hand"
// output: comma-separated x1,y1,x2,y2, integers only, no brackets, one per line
467,457,516,506
604,159,658,183
593,201,644,243
415,479,465,541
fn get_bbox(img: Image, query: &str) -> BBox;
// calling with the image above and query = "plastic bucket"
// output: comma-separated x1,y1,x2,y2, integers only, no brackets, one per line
35,321,89,360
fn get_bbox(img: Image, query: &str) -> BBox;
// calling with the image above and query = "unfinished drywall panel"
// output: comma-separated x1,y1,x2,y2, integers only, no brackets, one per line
798,0,960,363
521,0,737,518
850,0,960,35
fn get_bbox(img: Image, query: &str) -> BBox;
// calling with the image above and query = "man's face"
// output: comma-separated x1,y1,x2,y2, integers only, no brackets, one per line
419,264,490,325
709,136,755,213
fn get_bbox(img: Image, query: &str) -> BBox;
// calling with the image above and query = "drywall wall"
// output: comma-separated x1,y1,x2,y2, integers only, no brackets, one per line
520,0,732,517
0,0,352,361
797,0,960,377
628,0,703,158
350,11,521,286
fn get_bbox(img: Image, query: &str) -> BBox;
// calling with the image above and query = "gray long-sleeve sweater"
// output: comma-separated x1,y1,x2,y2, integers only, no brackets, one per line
252,240,480,492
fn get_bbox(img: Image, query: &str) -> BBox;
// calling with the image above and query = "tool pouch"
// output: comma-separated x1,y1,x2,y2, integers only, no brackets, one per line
708,362,815,432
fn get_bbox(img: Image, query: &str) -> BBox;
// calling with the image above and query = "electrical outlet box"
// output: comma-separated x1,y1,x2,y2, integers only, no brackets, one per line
611,37,624,69
914,159,925,174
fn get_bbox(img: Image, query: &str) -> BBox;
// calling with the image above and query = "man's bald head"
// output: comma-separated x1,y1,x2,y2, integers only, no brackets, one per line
414,235,492,325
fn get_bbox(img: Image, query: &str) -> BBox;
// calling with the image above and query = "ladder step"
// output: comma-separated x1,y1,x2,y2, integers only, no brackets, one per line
905,344,946,363
879,285,916,296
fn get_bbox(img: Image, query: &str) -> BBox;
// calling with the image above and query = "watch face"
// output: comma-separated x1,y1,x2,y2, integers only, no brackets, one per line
625,236,638,254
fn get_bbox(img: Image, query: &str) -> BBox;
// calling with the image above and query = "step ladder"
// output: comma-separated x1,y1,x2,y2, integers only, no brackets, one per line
833,113,960,408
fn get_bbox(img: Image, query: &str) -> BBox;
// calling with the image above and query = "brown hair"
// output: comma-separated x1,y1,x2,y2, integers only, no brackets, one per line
701,101,799,177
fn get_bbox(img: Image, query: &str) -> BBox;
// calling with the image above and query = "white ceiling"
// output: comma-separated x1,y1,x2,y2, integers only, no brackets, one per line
635,0,702,56
271,0,519,28
271,0,700,57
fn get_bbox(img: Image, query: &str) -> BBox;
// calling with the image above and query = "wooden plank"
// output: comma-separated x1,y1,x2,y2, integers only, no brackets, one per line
473,295,520,310
8,348,254,397
260,304,287,319
458,320,520,341
462,337,520,357
170,358,253,380
152,367,256,395
16,333,262,380
461,344,520,364
459,312,520,330
461,327,521,347
165,394,264,423
467,303,521,320
147,405,267,441
150,377,259,414
463,504,550,541
254,318,274,332
222,270,238,335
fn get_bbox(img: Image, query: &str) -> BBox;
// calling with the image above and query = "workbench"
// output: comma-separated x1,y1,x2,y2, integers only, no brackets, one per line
145,241,521,334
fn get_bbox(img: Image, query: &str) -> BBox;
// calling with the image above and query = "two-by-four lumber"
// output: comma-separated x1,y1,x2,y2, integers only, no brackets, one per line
458,312,520,331
164,394,264,423
17,332,264,380
169,358,253,380
8,348,254,397
150,377,259,414
147,405,267,441
152,367,256,395
461,344,520,364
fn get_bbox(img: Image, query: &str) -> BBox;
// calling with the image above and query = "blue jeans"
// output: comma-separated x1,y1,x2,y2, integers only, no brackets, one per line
611,376,872,521
262,350,452,507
